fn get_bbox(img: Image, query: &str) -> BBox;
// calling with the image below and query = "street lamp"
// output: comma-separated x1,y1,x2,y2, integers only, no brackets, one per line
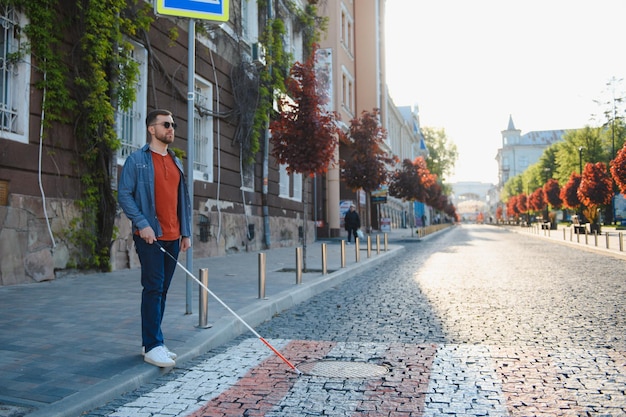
578,146,584,174
577,146,585,220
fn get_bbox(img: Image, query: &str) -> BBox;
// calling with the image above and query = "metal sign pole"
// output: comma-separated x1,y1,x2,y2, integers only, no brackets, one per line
153,2,228,313
185,18,195,314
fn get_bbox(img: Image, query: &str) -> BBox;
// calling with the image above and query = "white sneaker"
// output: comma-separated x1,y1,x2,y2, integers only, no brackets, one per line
142,345,177,360
144,346,175,367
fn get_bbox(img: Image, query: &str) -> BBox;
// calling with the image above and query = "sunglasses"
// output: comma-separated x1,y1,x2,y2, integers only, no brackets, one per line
152,122,177,129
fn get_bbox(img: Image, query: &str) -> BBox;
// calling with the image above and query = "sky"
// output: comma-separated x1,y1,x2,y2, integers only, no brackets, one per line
385,0,626,185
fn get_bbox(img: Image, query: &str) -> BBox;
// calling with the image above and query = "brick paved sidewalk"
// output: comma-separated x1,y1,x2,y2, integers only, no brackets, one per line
0,230,414,417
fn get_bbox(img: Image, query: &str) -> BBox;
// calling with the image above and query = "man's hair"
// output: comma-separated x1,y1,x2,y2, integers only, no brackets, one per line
146,109,173,127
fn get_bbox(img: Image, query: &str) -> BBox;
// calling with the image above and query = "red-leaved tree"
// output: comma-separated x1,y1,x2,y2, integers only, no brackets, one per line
388,157,436,204
578,162,613,226
270,44,341,266
543,178,562,228
341,108,397,229
388,157,438,230
507,195,519,219
529,187,546,213
560,173,582,211
270,44,340,176
610,141,626,194
543,179,562,209
516,193,528,215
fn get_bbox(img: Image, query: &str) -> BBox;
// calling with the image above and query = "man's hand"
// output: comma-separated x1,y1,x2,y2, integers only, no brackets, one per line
139,226,157,244
180,236,191,252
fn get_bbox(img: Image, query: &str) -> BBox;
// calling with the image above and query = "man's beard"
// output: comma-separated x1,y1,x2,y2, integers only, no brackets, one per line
154,132,174,145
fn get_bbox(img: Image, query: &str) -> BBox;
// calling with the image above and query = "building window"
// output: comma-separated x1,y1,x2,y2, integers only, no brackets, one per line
292,172,302,201
279,164,302,201
519,155,528,170
0,7,30,143
341,67,354,115
279,164,289,197
340,5,353,55
116,40,148,164
241,163,254,190
194,76,214,182
242,0,259,43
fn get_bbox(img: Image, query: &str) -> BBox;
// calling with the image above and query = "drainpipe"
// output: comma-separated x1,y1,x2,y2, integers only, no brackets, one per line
262,0,273,248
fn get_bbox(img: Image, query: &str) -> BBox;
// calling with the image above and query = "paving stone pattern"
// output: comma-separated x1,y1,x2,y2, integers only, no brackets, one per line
83,226,626,416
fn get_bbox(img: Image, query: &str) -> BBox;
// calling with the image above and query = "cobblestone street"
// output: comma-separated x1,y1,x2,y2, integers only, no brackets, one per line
84,225,626,416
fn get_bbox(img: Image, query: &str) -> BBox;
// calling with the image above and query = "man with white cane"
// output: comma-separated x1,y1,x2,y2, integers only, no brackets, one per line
118,109,192,367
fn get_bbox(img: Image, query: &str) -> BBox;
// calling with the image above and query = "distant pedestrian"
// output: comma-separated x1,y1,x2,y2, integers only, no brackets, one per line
118,109,192,368
344,204,361,243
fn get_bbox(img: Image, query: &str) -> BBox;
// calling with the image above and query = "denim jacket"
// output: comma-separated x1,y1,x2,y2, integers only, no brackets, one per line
118,144,192,239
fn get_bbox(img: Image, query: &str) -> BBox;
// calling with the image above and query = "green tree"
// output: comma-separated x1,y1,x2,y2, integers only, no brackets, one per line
422,127,458,188
555,127,606,184
502,174,524,202
523,163,545,193
537,143,560,182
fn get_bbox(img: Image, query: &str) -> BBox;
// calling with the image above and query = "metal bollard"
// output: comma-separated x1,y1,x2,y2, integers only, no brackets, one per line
258,253,266,299
606,232,610,249
570,227,573,241
340,240,346,268
376,234,381,255
198,268,211,328
620,232,623,252
584,229,588,245
367,236,372,258
295,247,302,284
594,231,598,246
321,243,327,275
384,233,388,251
563,228,566,240
355,238,360,262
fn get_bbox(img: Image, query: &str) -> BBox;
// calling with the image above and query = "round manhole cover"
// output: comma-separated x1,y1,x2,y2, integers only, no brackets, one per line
298,360,389,379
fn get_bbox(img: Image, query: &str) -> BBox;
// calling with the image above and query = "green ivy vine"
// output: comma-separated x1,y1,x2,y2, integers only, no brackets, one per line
71,0,152,270
5,0,152,270
3,0,75,125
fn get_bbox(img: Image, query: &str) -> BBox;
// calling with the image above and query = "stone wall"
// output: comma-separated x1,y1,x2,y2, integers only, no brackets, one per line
111,197,316,271
0,194,81,286
0,194,315,286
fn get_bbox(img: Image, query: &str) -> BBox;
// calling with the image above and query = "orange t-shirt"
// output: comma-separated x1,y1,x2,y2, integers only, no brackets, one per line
151,151,181,241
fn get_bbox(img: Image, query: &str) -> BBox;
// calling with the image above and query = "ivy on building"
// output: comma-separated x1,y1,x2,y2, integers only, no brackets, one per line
4,0,152,270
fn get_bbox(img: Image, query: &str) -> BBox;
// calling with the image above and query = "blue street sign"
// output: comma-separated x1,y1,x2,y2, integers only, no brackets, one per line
155,0,229,21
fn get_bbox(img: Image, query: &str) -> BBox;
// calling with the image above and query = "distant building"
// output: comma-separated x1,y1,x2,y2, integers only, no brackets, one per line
450,181,497,222
495,115,568,188
451,182,493,203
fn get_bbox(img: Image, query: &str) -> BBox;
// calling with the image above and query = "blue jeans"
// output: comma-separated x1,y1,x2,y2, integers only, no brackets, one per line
133,235,180,352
